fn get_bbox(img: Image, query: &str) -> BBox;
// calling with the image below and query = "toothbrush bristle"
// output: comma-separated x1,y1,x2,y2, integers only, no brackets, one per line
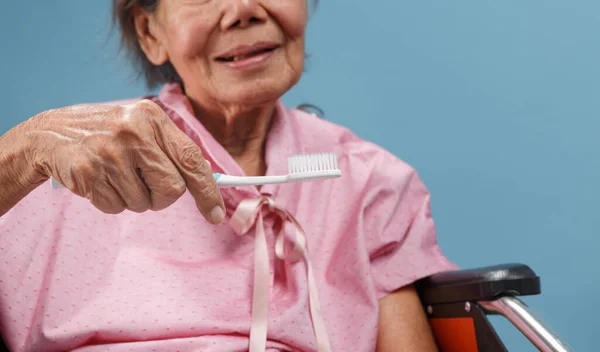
288,153,339,174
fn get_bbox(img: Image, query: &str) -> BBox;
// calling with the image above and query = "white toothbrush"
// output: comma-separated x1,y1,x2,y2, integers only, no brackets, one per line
50,152,341,189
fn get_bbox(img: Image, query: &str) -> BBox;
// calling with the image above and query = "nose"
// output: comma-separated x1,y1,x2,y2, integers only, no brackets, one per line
221,0,268,30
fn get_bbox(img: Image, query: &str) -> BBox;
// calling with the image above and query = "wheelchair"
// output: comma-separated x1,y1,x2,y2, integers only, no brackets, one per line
299,103,573,352
416,262,571,351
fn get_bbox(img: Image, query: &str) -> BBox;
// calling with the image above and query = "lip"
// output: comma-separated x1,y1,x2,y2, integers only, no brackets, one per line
219,48,277,70
215,42,280,60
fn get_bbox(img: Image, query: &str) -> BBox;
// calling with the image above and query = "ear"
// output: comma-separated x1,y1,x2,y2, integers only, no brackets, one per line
132,6,169,66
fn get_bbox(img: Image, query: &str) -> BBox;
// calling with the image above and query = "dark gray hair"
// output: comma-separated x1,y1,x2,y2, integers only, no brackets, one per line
112,0,318,89
113,0,180,89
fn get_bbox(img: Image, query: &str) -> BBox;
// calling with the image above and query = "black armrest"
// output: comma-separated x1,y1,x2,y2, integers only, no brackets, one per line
415,263,541,305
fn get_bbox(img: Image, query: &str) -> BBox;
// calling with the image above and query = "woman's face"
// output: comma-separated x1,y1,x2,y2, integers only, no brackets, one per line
135,0,308,109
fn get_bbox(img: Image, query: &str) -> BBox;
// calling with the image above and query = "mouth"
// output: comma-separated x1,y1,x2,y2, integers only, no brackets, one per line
215,43,279,62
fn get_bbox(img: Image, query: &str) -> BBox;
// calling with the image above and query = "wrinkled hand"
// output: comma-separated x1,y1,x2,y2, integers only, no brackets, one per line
26,99,225,223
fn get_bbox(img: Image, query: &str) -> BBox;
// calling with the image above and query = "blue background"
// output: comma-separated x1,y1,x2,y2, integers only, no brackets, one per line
1,1,597,350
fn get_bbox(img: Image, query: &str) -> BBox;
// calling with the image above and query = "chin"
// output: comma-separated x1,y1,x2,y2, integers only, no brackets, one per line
218,73,300,107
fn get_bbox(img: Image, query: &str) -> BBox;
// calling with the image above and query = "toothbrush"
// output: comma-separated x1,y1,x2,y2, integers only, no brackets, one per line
50,152,341,189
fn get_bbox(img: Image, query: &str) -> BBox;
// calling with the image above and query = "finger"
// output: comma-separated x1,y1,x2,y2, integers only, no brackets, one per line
60,155,126,215
87,179,127,215
156,123,225,224
135,149,187,211
176,142,225,224
66,146,148,214
106,164,152,213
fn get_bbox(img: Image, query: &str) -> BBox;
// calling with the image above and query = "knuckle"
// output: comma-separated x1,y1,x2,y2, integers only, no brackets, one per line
134,99,160,113
163,178,187,199
133,99,166,121
129,99,171,136
149,176,187,211
178,144,206,172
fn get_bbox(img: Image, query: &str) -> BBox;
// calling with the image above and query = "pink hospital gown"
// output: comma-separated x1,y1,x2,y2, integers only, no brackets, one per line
0,83,457,351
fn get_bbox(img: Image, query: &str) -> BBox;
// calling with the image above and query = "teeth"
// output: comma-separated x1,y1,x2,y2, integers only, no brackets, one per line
232,55,249,61
227,49,271,62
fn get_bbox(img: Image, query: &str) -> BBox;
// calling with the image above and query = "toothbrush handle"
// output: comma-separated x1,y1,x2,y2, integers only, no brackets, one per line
213,173,288,187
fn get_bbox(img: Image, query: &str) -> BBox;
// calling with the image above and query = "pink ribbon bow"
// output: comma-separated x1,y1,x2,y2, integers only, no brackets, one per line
230,196,332,352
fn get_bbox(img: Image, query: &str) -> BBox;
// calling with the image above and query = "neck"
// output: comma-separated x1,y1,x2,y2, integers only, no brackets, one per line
190,100,275,177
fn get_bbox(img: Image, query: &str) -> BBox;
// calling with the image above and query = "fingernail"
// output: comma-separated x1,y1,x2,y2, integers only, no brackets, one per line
205,160,212,168
210,206,225,224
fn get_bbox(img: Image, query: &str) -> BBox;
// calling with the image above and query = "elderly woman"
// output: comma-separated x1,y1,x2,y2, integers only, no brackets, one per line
0,0,456,351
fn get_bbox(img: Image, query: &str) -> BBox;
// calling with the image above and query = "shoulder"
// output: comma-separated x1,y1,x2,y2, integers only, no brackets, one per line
288,107,425,197
284,107,359,150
